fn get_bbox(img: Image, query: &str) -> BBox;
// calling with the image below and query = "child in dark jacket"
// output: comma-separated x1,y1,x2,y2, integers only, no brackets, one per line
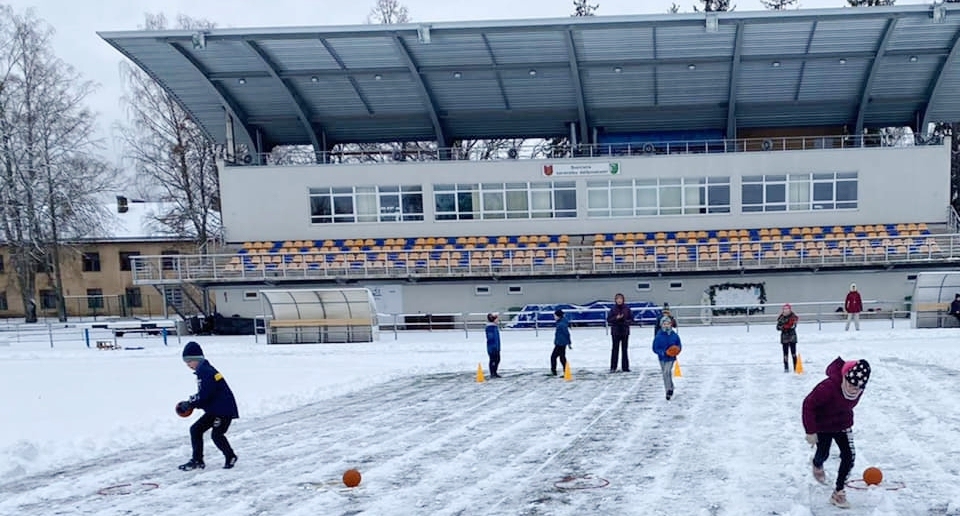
776,303,799,372
178,341,240,471
551,309,571,376
607,293,632,373
802,357,871,509
651,316,681,400
485,313,502,378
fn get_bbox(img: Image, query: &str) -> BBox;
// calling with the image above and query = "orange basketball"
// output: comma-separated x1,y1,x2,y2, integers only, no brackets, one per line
666,345,681,357
863,466,883,485
342,468,362,488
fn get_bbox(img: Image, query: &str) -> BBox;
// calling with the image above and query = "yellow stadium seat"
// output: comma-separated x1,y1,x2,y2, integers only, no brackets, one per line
559,235,570,243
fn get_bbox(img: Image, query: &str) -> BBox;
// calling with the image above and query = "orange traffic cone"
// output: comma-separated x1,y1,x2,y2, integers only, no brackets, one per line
563,361,573,381
795,354,804,375
673,360,682,377
476,362,485,383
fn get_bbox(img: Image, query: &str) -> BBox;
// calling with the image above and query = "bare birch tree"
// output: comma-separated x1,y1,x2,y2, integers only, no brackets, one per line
0,7,114,322
115,13,221,250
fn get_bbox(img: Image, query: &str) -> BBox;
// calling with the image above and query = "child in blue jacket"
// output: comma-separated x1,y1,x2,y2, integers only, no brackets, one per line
485,313,502,378
652,316,682,400
178,341,239,471
551,309,571,375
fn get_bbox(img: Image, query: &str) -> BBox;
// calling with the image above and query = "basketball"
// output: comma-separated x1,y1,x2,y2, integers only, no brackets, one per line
343,468,362,487
863,466,883,485
666,345,681,357
175,401,193,418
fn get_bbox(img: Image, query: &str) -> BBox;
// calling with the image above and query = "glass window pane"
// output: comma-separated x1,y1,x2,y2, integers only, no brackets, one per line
611,188,633,209
310,196,331,217
587,180,609,188
435,193,455,213
434,183,454,191
588,189,609,209
636,179,658,187
483,191,504,211
555,190,577,212
660,186,681,214
742,175,763,183
308,187,330,195
789,181,810,204
379,185,399,193
481,183,504,190
837,172,857,180
812,173,834,180
332,186,352,194
765,205,787,212
742,184,763,206
506,191,528,213
707,185,729,213
765,184,785,203
356,186,376,194
457,192,476,219
402,193,423,219
813,182,834,201
531,190,552,211
637,188,658,210
379,194,400,221
837,181,857,202
765,175,786,182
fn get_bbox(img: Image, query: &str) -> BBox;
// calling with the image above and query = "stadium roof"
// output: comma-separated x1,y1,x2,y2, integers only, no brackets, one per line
99,4,960,154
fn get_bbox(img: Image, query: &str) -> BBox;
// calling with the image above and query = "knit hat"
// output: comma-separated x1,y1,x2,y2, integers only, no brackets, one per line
659,316,673,329
487,312,498,323
842,359,871,388
782,303,792,312
182,341,204,362
554,309,564,318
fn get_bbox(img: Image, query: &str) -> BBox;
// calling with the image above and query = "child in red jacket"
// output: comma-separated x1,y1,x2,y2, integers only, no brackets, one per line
776,304,799,372
802,357,871,508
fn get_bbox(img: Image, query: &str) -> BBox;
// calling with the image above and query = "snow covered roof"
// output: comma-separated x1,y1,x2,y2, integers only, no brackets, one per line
99,3,960,152
80,201,194,243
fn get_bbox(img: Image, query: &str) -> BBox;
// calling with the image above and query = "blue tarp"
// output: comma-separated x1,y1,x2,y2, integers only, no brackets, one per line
507,300,663,328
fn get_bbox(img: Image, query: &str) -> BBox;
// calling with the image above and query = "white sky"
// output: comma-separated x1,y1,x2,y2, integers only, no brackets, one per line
3,0,935,166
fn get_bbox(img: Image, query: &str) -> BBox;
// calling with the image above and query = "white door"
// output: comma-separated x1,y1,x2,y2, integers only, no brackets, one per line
365,284,403,315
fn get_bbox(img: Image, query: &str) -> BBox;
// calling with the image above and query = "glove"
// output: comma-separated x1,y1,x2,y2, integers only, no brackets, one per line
188,394,198,405
805,433,817,446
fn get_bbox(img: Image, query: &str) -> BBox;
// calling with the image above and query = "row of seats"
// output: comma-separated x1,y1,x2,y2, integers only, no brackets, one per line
240,234,573,255
593,223,930,246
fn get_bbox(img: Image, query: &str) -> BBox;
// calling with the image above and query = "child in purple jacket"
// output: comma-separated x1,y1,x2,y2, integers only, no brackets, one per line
801,357,871,509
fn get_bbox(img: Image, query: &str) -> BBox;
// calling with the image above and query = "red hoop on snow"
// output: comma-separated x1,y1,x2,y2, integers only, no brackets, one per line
97,482,159,495
553,475,610,490
845,479,906,491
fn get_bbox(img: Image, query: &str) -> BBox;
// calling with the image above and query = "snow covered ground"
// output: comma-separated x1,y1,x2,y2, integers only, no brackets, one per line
1,319,958,515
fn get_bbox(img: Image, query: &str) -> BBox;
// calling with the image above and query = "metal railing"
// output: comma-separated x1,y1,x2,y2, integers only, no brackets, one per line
233,133,944,167
129,233,960,285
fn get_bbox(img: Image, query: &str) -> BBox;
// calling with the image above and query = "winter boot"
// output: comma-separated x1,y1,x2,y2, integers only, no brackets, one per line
178,459,205,471
666,389,673,400
224,453,238,469
829,489,850,508
812,463,826,484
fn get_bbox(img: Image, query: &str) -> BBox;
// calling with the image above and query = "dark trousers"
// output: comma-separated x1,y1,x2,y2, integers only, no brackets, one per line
813,430,855,492
190,413,235,462
488,350,500,376
610,335,629,371
781,342,797,371
550,346,567,374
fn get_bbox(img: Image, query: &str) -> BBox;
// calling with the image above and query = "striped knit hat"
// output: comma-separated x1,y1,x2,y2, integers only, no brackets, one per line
182,341,204,362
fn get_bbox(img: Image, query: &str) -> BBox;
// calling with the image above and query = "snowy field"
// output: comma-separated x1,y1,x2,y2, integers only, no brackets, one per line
1,319,958,515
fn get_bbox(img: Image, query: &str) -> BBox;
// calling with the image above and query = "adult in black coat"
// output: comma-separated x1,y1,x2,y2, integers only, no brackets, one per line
950,294,960,324
607,293,633,372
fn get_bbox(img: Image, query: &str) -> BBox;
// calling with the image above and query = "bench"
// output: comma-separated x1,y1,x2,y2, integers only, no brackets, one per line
915,302,959,328
96,340,120,350
113,328,165,337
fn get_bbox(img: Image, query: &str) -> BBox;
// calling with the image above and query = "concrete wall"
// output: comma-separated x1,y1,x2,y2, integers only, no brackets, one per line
220,142,950,243
211,267,932,319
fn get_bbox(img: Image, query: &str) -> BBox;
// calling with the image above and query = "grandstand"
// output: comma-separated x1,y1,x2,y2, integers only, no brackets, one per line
99,4,960,320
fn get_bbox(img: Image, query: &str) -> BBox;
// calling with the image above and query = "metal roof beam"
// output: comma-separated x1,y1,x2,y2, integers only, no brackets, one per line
481,33,510,110
920,25,960,132
794,20,818,102
243,40,322,158
318,37,375,115
855,17,898,135
726,22,744,138
168,42,262,161
391,33,447,146
205,48,936,82
565,29,589,145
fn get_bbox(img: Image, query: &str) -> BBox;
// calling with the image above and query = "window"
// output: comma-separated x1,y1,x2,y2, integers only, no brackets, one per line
243,291,259,300
588,177,729,217
87,288,104,310
743,172,857,213
310,185,424,224
40,289,57,310
119,251,140,272
161,250,180,271
82,252,101,272
125,287,142,308
34,254,53,273
0,291,7,311
669,281,684,290
437,181,577,220
475,285,491,296
508,285,523,295
636,282,652,292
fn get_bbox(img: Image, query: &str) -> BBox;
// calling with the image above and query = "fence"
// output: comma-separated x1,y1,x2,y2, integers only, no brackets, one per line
0,320,182,349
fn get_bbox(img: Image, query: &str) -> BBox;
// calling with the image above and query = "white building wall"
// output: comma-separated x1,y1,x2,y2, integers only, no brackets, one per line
219,142,950,243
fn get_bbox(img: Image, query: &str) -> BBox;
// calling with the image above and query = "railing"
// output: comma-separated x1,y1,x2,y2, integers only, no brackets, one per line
129,233,960,285
233,133,944,167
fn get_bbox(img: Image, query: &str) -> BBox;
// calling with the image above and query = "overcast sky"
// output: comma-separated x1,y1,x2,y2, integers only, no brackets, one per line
3,0,934,165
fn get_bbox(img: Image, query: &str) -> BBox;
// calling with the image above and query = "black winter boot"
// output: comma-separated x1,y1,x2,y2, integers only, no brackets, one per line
178,459,205,471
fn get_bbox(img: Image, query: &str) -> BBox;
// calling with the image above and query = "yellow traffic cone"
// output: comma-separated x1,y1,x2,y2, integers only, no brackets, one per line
673,360,682,377
563,361,572,381
795,354,804,375
476,362,485,383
